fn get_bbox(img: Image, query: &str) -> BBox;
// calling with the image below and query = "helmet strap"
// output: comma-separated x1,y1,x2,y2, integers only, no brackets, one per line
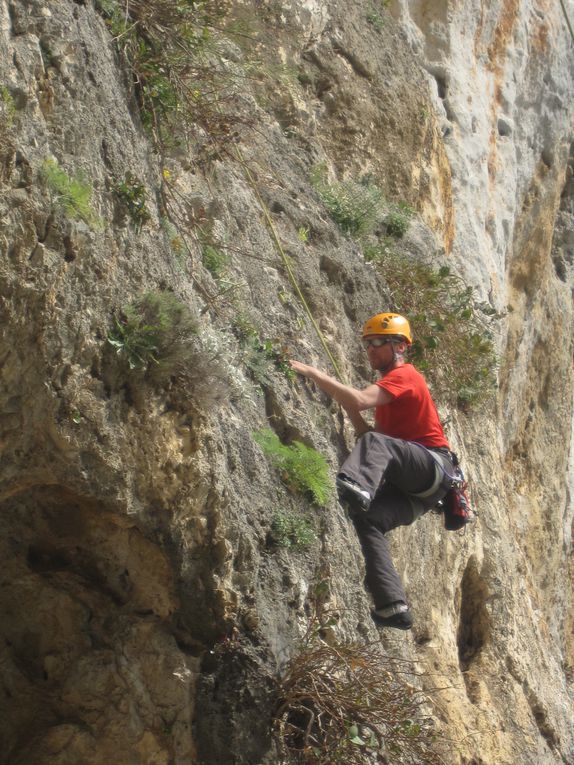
378,342,405,373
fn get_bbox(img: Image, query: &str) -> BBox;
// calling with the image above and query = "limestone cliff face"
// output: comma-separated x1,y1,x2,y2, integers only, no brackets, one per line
0,1,573,764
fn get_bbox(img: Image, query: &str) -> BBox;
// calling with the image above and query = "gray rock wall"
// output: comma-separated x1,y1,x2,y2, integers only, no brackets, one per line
0,0,573,763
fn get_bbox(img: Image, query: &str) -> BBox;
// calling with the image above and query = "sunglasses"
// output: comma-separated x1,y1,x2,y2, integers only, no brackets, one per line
362,337,393,349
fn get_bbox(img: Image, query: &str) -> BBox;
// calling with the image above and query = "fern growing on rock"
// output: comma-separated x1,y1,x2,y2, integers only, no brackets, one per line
254,429,332,506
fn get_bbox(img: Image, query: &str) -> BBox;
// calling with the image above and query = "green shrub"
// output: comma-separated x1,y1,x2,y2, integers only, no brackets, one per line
384,202,413,238
202,243,230,278
366,9,384,32
275,633,443,764
242,335,295,385
96,0,246,152
271,510,316,549
107,290,197,373
309,164,413,241
160,216,186,268
190,325,251,404
363,237,395,263
106,293,250,409
113,173,151,231
310,165,383,237
233,317,295,385
254,429,332,505
364,244,498,408
40,158,100,228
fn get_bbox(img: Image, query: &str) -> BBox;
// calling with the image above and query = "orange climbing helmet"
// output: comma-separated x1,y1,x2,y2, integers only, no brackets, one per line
362,312,413,344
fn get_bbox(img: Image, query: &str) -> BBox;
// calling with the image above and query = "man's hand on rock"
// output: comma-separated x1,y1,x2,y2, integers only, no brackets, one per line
289,360,318,379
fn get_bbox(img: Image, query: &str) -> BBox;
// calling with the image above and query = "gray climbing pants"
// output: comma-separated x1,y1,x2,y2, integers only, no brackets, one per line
339,431,451,610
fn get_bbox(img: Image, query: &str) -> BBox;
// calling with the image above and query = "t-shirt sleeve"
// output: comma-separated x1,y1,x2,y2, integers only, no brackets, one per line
376,367,411,399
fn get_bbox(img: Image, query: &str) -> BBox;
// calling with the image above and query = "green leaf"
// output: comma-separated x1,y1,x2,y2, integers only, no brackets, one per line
348,724,365,746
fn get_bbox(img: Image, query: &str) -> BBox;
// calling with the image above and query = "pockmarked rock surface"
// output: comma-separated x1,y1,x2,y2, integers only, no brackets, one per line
0,0,573,763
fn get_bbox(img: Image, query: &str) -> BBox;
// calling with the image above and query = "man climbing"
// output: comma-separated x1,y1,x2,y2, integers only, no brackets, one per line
290,312,454,630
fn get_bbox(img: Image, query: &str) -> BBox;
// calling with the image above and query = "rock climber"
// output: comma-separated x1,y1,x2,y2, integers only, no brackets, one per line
290,312,454,630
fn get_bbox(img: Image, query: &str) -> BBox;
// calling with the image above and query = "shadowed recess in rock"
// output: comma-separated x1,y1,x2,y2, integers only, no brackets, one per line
0,485,198,765
457,555,491,675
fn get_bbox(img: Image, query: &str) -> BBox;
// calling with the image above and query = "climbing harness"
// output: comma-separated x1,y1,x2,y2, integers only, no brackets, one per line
431,450,474,531
414,447,475,531
441,468,473,531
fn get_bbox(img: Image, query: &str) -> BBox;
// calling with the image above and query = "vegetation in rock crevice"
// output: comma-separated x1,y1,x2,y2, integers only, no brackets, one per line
233,313,295,386
107,289,198,374
274,626,443,764
270,509,316,550
254,429,332,506
96,0,251,156
383,202,414,238
106,289,255,409
40,157,101,228
113,172,151,231
310,164,384,237
92,0,497,414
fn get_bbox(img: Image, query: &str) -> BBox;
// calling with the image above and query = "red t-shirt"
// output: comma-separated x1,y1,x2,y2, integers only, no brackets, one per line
374,364,449,448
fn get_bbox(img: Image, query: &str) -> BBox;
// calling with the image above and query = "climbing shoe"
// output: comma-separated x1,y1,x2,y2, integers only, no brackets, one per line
336,475,371,510
371,602,413,631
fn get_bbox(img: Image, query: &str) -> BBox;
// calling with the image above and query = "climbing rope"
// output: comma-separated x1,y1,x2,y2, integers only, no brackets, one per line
559,0,574,43
234,145,347,384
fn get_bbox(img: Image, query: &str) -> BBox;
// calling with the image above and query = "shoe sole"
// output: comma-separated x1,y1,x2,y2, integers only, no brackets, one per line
371,609,413,630
337,485,370,510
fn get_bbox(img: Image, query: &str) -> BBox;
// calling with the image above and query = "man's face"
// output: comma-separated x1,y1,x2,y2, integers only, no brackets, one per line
362,335,406,371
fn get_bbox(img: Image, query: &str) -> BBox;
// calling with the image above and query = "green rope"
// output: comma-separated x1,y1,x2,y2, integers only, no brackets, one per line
559,0,574,43
235,147,347,384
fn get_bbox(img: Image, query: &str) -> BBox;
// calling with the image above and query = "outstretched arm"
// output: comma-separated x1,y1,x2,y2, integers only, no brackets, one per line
289,360,392,413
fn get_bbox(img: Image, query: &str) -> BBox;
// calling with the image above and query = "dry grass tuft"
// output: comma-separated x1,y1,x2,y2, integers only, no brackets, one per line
274,625,444,764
